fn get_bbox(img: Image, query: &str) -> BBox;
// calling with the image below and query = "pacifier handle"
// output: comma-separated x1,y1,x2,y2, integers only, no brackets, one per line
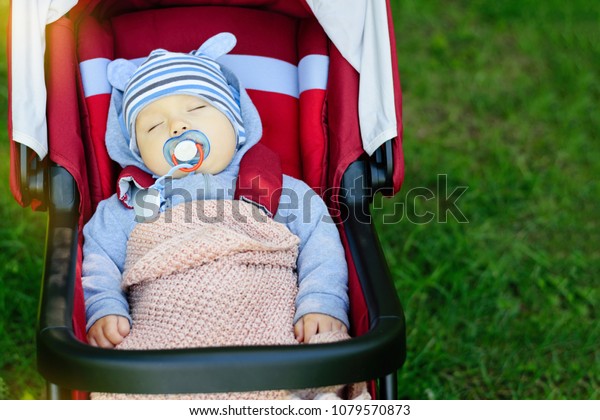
172,143,205,173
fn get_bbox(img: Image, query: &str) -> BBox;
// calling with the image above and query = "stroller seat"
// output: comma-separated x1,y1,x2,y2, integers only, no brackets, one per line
11,0,406,399
79,6,329,204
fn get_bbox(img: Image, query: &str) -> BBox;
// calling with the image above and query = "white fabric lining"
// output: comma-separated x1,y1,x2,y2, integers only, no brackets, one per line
80,54,330,99
10,0,77,159
11,0,398,158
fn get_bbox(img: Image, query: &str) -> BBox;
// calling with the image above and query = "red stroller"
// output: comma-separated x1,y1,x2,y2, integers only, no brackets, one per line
8,0,405,399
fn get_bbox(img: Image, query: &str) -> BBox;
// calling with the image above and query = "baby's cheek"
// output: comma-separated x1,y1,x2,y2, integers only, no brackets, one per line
140,145,171,176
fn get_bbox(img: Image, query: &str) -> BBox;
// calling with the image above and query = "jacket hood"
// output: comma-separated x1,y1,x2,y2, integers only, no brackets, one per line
105,60,263,180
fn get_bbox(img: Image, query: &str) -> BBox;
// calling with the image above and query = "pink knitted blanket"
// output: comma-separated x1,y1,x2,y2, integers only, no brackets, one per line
92,200,368,400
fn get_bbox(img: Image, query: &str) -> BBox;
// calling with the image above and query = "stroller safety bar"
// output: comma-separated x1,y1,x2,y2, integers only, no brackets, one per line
36,143,406,395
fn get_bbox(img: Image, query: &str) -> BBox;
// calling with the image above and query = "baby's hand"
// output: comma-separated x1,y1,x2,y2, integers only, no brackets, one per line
294,314,347,343
87,315,130,349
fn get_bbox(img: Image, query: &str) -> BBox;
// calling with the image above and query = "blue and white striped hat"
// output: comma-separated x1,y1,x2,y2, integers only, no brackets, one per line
107,33,244,156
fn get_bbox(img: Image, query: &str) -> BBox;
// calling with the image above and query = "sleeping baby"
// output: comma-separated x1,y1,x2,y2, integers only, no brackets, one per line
82,33,367,399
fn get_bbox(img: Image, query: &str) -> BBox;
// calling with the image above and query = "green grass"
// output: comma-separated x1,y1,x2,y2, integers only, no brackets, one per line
375,0,599,399
0,0,47,399
0,0,598,399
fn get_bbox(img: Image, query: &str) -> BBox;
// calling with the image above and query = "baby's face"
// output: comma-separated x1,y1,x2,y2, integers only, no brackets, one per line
135,94,236,177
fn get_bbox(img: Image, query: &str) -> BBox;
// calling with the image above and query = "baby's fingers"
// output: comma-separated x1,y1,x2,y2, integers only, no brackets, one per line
332,320,348,334
103,319,126,346
88,327,114,349
117,316,131,337
87,335,98,347
302,318,319,343
294,318,304,342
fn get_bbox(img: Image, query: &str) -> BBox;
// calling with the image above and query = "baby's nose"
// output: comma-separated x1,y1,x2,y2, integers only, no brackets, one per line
170,121,189,136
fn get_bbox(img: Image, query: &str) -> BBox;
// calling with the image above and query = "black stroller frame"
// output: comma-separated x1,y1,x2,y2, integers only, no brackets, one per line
27,142,405,399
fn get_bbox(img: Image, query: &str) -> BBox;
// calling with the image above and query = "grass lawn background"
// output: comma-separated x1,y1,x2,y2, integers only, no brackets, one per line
1,0,598,399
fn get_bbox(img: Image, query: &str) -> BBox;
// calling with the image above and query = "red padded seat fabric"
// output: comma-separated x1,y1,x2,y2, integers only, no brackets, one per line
78,6,329,209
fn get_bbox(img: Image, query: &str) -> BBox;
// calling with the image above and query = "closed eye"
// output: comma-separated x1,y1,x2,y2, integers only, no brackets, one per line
188,105,207,112
148,122,163,133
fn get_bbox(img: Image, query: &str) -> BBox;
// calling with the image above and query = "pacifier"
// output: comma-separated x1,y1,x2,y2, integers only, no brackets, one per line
162,130,211,173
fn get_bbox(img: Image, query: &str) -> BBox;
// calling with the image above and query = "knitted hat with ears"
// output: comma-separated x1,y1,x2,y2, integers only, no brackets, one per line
107,32,245,158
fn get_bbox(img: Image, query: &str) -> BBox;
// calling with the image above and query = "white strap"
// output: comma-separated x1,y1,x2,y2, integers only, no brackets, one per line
306,0,398,155
11,0,77,159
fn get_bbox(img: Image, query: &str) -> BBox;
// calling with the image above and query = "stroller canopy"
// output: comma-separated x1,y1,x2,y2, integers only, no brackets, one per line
10,0,399,160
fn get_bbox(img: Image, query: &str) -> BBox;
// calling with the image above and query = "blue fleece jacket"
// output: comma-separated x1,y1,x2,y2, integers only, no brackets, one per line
82,63,349,332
